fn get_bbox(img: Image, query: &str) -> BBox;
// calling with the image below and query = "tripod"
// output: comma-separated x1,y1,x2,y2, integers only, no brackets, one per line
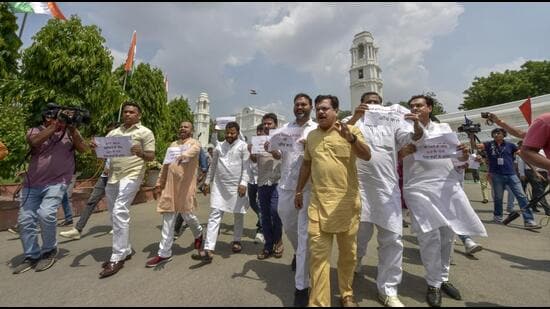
503,187,550,225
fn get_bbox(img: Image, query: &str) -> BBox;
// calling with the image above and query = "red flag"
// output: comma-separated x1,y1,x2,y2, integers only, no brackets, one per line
518,96,532,125
47,2,66,20
124,31,137,72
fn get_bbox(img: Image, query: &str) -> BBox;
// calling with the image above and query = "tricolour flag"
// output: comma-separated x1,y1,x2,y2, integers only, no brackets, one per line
124,31,137,72
8,2,66,20
518,96,532,125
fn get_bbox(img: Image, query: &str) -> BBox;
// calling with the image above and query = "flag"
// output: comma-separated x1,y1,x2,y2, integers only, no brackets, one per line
124,31,137,72
8,2,66,20
250,89,257,95
518,96,532,125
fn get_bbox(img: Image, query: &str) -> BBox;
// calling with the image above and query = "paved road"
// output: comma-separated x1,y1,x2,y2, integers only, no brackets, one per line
1,182,549,306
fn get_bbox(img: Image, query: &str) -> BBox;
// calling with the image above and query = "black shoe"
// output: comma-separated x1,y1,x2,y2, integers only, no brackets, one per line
426,285,441,307
291,254,296,272
441,282,462,300
35,247,58,272
294,288,309,307
13,257,39,274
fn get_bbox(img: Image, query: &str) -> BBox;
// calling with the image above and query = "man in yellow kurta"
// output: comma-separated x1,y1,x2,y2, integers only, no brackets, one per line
295,95,371,307
146,121,204,267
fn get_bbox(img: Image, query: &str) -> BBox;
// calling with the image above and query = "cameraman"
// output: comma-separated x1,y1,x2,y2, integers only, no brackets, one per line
12,108,89,274
476,128,540,229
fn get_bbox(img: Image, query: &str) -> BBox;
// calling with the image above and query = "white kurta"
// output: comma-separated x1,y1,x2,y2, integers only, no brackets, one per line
206,139,250,214
354,118,414,235
402,121,487,237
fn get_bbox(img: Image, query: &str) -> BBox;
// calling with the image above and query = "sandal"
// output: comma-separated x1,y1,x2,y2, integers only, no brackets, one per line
191,249,213,263
231,241,242,253
273,240,284,258
257,249,272,260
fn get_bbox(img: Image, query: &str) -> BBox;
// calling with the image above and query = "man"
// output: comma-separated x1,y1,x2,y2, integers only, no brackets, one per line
193,121,250,262
273,93,317,307
146,121,204,267
402,95,487,307
254,113,283,260
12,107,89,274
346,91,423,307
295,95,371,307
60,122,119,240
477,128,540,229
247,124,265,244
91,101,156,278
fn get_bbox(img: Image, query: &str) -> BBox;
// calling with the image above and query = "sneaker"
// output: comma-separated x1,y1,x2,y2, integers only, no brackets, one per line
524,221,542,230
464,238,483,255
12,257,39,274
35,248,58,272
145,255,172,268
493,216,503,224
441,282,462,300
254,232,265,244
294,288,309,307
57,220,73,227
7,226,19,235
59,228,81,240
378,293,405,307
426,285,441,307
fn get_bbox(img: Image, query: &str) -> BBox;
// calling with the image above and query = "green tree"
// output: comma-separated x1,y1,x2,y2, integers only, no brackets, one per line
337,110,352,120
166,96,194,141
114,63,170,161
460,60,550,110
0,3,22,78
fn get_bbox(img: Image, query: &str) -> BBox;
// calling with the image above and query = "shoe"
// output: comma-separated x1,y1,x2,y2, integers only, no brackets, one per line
12,257,39,274
59,228,81,240
231,241,243,253
464,239,483,255
273,240,284,258
493,216,503,224
191,249,213,263
291,254,296,272
7,226,19,235
378,293,405,307
35,247,58,272
257,249,272,260
99,261,124,278
108,229,113,235
426,285,441,307
254,232,265,244
441,282,462,300
101,251,134,268
57,220,73,227
524,221,542,230
145,255,172,268
481,199,489,204
341,295,358,307
294,288,309,307
194,233,204,250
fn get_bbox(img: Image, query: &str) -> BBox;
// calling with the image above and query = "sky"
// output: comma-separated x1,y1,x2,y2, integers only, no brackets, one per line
14,2,550,121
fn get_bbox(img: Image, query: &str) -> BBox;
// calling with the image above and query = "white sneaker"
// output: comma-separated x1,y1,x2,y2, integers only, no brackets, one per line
378,294,405,307
254,232,265,244
108,229,113,235
464,238,483,255
59,228,81,240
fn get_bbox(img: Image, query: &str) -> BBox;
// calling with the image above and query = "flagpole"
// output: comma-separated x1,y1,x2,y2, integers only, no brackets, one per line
118,71,129,123
18,13,28,39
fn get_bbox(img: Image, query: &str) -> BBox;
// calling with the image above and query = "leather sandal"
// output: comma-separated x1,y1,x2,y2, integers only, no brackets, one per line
257,249,272,260
231,241,242,253
273,240,284,258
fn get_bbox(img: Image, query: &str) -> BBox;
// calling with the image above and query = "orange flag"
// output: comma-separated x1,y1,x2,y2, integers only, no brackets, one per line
47,2,66,20
518,97,532,125
124,31,137,72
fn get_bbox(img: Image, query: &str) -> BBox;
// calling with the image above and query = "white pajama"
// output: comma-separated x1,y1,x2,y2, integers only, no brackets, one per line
356,222,403,296
203,208,243,251
105,178,142,262
158,212,203,258
278,187,311,290
415,224,455,288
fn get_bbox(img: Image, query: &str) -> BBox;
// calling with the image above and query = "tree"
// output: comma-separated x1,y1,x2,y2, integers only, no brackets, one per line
460,60,550,110
166,96,194,141
0,3,22,78
337,110,352,120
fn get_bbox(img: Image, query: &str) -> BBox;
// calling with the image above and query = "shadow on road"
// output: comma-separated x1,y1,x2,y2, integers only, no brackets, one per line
483,247,550,273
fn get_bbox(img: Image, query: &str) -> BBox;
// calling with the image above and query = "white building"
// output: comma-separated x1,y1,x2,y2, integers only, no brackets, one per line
349,31,383,111
193,92,210,147
438,94,550,143
234,107,287,142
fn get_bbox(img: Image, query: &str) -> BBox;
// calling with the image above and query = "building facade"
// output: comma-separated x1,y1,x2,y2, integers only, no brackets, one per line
234,107,287,142
349,31,383,111
193,92,210,147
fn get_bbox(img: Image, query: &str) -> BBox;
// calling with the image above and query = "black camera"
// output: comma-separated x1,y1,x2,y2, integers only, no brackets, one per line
481,112,490,119
457,122,481,134
43,103,91,126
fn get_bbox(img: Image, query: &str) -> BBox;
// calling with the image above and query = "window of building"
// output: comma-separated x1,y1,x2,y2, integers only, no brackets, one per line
358,69,363,79
358,44,364,59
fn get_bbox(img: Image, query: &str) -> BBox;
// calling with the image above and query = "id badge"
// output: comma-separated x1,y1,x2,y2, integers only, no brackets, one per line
497,158,504,165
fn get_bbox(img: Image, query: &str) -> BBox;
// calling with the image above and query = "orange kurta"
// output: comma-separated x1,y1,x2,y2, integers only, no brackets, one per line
156,138,201,214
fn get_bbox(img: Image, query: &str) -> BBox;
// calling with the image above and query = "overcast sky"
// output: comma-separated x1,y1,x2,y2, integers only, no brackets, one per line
16,2,550,120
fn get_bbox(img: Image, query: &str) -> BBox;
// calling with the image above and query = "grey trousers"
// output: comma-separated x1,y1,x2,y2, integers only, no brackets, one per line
75,176,108,232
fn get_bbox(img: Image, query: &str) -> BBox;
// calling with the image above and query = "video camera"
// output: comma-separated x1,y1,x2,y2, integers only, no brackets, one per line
457,122,481,134
43,103,91,126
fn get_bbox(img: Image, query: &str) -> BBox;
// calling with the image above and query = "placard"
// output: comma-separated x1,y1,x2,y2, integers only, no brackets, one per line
215,116,237,130
162,145,190,164
250,136,269,154
363,104,413,131
268,127,303,152
94,136,132,158
414,133,461,161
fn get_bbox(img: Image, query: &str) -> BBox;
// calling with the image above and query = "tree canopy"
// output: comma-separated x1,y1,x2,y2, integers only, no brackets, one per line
0,3,22,79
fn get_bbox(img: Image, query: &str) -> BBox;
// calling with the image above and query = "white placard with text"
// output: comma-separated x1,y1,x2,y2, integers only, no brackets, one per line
94,136,132,158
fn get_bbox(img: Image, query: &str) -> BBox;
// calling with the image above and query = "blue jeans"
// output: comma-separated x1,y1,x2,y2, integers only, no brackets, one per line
247,183,262,232
258,184,282,253
491,174,534,223
18,184,68,259
61,192,73,222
